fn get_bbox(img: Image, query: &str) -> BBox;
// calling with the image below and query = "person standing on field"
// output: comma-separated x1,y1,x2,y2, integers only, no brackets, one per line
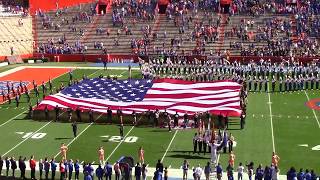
98,146,105,165
138,146,145,164
204,162,211,180
237,162,244,180
29,155,36,179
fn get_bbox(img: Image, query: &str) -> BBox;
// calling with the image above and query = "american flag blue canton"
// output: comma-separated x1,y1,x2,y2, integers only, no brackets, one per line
62,78,153,102
0,81,29,95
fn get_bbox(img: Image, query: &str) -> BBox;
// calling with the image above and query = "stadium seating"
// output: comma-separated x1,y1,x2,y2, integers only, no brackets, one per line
0,16,33,56
33,1,320,57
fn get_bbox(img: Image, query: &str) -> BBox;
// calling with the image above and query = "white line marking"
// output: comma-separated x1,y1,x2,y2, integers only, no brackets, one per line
0,110,27,127
161,130,178,162
54,122,94,158
53,111,103,158
105,125,135,161
303,91,320,128
2,121,52,156
267,88,276,152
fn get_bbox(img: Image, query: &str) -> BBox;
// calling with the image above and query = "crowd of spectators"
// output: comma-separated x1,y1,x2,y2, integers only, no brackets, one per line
0,0,28,16
35,3,95,54
227,0,320,57
31,0,320,57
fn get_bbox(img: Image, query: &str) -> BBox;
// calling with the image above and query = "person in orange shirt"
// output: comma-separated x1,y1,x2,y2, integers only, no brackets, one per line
60,143,68,160
229,151,235,167
272,151,280,167
138,146,145,164
98,146,105,165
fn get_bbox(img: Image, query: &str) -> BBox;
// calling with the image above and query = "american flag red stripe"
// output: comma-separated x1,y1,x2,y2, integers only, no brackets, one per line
37,78,242,117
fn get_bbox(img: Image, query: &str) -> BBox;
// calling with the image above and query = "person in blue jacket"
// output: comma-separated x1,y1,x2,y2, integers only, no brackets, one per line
96,165,104,180
50,158,57,180
68,159,74,180
74,159,80,180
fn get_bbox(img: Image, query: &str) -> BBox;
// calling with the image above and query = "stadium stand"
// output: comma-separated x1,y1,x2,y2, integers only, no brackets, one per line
0,16,33,56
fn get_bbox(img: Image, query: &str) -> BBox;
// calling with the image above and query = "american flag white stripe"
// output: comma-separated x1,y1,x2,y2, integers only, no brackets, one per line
37,79,242,117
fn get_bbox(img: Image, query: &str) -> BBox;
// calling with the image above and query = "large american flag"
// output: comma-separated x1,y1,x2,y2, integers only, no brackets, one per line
37,78,242,116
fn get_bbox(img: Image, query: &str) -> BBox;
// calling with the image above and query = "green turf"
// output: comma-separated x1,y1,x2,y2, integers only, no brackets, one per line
0,64,319,177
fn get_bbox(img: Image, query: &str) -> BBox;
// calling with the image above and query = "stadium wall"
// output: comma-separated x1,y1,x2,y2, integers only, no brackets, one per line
29,0,95,14
0,54,33,61
33,54,319,64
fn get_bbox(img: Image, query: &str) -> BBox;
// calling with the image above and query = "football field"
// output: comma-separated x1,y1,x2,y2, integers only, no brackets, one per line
0,63,319,179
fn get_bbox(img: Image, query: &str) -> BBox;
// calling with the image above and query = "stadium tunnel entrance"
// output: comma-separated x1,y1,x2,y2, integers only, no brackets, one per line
96,0,109,15
220,0,231,13
158,0,170,14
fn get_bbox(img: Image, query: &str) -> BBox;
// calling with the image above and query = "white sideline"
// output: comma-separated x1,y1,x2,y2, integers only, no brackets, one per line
303,90,320,128
267,86,276,152
0,66,25,77
161,130,179,162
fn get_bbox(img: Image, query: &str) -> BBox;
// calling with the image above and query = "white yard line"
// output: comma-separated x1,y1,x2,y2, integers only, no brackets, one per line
54,122,93,158
105,125,135,161
161,130,179,162
267,86,276,152
2,121,52,156
53,113,104,158
0,111,27,127
303,90,320,128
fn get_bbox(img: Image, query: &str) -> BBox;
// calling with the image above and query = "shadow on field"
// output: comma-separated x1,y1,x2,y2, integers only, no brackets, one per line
0,176,19,180
55,137,73,140
226,128,242,130
166,150,211,159
150,129,171,132
167,154,210,159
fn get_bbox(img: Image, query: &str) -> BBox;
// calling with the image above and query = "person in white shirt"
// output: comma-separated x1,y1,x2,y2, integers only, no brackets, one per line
271,165,279,180
194,164,203,180
210,141,221,164
237,162,245,180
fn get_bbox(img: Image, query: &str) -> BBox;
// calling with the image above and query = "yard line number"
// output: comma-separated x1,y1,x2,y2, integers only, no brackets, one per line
17,132,47,139
101,135,138,143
